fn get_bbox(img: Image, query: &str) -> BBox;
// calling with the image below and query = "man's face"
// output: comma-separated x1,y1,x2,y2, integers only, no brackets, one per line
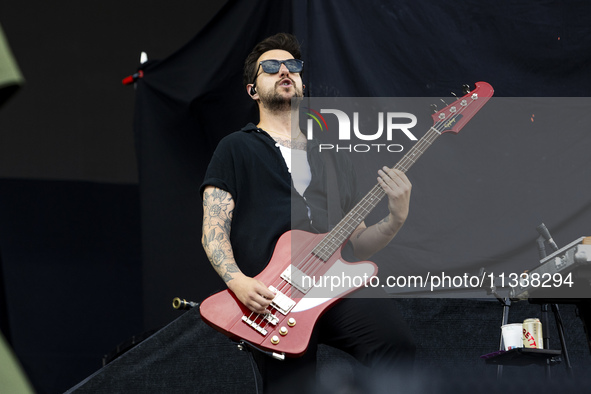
252,49,304,111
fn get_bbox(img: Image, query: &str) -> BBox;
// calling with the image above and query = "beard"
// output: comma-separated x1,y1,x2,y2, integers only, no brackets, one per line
258,80,304,112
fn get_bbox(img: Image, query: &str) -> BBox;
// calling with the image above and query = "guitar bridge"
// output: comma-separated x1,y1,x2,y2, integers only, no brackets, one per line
241,316,268,336
241,311,279,336
264,312,279,325
240,287,294,336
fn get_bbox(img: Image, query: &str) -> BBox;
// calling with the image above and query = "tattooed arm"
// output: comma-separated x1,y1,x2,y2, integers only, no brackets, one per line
349,167,411,260
201,186,275,313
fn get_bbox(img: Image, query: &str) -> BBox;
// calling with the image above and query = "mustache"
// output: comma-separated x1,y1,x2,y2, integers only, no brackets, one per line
275,77,296,87
275,78,303,98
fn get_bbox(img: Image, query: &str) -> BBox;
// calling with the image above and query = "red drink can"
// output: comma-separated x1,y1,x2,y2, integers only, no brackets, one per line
523,318,543,349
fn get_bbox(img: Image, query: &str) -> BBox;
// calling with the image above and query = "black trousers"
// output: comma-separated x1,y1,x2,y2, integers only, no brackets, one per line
253,297,416,393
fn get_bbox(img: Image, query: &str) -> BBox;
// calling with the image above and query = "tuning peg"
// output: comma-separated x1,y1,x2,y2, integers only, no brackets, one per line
440,98,449,106
462,84,472,95
430,104,438,114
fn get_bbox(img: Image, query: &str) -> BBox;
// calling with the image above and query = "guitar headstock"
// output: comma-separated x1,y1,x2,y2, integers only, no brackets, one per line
431,82,494,135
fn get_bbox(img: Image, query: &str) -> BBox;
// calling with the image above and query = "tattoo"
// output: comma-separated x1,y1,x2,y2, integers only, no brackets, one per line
221,272,233,283
226,265,240,273
209,204,222,217
223,217,232,234
202,187,238,283
378,216,390,225
375,214,398,238
211,246,226,266
356,228,369,239
210,188,228,201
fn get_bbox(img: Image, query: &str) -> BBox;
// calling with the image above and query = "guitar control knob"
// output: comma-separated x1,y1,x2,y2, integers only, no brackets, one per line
287,318,296,327
279,326,288,336
271,335,280,345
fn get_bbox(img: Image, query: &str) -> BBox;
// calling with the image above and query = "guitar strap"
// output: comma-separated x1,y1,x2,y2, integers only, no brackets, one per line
323,153,341,231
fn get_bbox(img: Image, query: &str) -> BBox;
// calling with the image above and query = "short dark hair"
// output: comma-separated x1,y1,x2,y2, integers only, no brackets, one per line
243,33,302,87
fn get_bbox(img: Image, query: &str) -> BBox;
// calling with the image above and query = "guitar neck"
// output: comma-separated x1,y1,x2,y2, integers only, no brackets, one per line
311,81,493,261
313,126,441,260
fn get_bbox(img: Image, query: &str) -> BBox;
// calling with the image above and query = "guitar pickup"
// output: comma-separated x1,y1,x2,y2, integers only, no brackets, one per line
269,286,296,315
280,265,312,294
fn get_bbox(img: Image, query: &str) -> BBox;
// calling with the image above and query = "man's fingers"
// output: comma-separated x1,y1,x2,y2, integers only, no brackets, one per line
245,281,276,313
379,167,410,185
248,301,269,314
256,281,276,299
380,167,411,188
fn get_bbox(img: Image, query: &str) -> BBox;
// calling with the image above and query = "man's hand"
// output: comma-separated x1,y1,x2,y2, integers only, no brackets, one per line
349,167,412,260
227,273,276,314
377,166,411,229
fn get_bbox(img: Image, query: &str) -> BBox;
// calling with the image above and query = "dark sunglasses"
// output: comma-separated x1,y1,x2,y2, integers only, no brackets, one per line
259,59,304,74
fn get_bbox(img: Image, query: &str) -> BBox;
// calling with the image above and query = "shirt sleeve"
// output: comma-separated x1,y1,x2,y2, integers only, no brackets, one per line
200,134,239,199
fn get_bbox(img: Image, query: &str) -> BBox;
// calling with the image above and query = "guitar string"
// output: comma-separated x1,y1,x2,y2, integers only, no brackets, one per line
244,94,482,333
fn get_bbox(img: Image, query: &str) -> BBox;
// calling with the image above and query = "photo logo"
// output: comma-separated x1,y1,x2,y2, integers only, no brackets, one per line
304,108,418,153
304,107,329,132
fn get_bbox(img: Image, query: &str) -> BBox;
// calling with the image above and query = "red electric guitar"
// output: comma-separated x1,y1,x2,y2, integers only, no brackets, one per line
200,82,494,359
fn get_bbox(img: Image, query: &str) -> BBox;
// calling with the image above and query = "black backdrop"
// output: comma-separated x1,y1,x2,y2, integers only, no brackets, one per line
0,1,225,393
135,0,591,327
1,0,591,392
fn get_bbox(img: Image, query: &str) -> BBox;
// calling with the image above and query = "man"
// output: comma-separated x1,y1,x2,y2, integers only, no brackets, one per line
201,33,415,392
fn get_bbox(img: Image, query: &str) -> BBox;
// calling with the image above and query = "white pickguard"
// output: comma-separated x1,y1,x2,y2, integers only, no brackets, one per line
291,259,376,312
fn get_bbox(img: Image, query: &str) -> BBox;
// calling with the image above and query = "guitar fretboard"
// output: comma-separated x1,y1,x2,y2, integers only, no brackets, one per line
312,126,441,261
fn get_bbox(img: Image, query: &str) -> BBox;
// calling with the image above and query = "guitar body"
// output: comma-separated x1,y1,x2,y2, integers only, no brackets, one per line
200,229,378,357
